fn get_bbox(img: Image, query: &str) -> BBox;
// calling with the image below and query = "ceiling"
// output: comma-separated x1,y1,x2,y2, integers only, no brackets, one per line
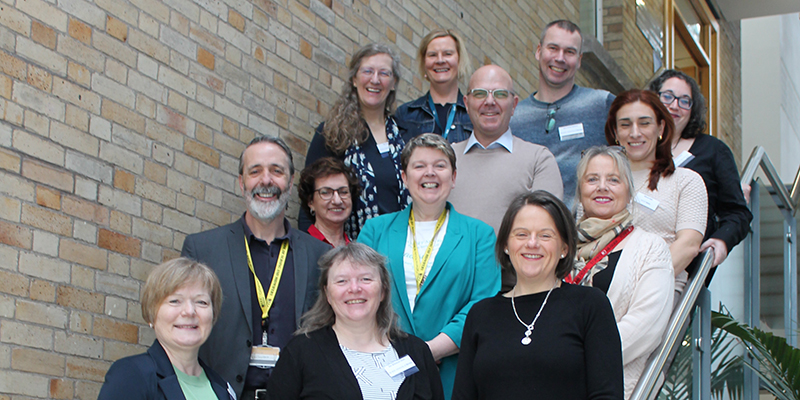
707,0,800,21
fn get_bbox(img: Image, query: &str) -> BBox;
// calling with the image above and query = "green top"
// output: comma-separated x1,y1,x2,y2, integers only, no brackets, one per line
173,365,217,400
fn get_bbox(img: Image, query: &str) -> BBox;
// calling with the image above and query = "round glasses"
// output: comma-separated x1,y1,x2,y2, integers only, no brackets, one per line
658,91,693,110
314,186,351,200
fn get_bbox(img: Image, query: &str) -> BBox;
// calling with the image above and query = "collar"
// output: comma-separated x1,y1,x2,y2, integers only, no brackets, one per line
464,128,514,153
530,84,580,106
407,90,467,112
307,224,349,246
241,213,293,246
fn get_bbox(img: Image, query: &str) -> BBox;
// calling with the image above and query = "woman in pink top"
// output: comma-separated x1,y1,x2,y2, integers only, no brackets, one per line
604,89,707,297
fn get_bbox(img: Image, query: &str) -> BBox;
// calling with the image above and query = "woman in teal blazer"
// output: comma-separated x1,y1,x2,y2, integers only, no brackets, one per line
359,134,500,399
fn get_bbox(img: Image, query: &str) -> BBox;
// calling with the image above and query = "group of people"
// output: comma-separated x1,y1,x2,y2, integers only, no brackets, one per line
98,18,752,400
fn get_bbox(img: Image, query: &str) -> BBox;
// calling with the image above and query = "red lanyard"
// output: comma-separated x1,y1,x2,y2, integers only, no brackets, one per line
566,226,634,285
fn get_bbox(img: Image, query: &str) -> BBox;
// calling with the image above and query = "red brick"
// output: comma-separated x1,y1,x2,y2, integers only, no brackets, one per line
66,356,110,382
50,378,74,399
93,317,138,343
60,239,107,270
106,16,127,42
31,20,57,49
300,39,312,59
98,228,140,257
228,10,245,32
0,50,27,80
197,47,214,70
27,64,53,92
113,168,135,193
0,269,29,296
68,18,92,45
36,185,61,210
21,204,72,236
22,159,74,192
0,220,32,249
184,139,219,167
62,195,109,225
56,285,104,313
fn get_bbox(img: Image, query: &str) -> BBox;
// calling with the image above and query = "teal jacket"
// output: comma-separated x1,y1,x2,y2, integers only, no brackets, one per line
359,203,500,399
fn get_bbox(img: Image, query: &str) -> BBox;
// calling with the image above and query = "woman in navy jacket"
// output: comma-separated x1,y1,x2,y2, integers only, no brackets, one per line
394,29,472,144
98,258,234,400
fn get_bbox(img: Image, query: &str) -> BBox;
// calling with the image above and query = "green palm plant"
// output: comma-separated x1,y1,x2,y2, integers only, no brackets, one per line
711,311,800,400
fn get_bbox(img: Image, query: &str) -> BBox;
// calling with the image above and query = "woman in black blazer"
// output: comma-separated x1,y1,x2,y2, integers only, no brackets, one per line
98,258,234,400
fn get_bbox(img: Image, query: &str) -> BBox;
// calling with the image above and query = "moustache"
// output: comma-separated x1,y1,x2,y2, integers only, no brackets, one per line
250,184,283,198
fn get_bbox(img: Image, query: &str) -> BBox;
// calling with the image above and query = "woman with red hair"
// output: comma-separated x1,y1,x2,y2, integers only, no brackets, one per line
604,89,707,298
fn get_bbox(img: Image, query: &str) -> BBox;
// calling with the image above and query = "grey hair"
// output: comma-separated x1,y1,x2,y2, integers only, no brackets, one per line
574,145,635,206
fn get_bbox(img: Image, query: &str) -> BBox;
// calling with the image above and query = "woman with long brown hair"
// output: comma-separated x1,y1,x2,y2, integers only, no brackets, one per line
304,44,413,239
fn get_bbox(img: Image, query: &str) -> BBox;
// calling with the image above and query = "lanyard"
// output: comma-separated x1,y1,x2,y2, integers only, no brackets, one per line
244,236,289,322
428,94,457,140
565,226,634,285
409,208,447,294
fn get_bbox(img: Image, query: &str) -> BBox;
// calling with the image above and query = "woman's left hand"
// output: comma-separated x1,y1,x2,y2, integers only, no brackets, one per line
700,238,728,267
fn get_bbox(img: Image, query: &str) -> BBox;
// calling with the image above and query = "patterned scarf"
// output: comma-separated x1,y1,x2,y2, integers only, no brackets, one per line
571,209,634,286
343,116,410,238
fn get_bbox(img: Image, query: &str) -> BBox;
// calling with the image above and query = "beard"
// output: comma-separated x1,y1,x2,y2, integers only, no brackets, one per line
244,183,290,222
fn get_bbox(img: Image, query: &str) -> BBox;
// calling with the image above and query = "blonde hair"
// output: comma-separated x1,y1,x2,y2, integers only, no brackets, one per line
416,29,471,85
141,257,223,325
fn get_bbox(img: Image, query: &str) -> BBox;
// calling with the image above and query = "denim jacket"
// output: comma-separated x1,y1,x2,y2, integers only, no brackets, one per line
394,91,472,144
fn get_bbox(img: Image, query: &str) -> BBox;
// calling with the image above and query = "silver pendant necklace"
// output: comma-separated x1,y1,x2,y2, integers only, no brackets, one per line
510,282,557,346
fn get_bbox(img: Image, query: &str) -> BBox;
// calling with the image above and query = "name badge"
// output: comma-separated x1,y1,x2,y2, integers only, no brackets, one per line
558,123,585,141
635,192,660,212
384,355,418,378
673,151,695,168
250,346,279,369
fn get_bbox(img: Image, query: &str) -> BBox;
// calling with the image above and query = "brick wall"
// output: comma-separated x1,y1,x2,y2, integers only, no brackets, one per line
0,0,741,398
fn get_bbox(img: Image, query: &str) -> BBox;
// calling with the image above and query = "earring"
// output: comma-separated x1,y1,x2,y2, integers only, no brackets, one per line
560,254,566,259
615,138,619,145
310,209,315,216
659,135,663,140
149,323,153,328
504,248,509,254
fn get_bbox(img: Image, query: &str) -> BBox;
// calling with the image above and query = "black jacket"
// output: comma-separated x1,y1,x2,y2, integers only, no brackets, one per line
98,339,234,400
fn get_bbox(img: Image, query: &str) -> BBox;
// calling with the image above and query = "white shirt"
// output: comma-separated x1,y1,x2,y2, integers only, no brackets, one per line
463,128,514,153
402,211,450,310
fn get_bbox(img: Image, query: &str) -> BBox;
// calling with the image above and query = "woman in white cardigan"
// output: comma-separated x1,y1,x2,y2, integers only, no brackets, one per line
568,146,674,399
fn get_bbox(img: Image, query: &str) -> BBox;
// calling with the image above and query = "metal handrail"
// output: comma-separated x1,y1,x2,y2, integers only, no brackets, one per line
629,249,715,400
740,146,800,214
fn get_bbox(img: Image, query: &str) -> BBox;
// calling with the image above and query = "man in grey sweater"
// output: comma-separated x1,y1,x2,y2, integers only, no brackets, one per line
509,20,615,210
448,64,562,290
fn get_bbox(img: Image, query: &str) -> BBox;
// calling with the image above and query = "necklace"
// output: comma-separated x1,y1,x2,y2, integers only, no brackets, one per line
511,282,557,346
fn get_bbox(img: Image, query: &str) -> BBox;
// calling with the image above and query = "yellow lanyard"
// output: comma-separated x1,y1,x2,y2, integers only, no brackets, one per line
244,236,289,322
409,208,447,294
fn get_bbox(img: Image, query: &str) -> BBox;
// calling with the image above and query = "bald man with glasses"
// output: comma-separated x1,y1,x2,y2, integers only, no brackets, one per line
448,64,563,291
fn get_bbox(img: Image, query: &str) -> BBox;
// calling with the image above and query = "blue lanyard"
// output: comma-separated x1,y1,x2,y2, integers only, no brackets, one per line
428,94,457,140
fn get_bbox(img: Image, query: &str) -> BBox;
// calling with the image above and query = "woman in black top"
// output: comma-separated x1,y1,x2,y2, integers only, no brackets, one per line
648,70,752,276
304,44,412,238
453,191,623,400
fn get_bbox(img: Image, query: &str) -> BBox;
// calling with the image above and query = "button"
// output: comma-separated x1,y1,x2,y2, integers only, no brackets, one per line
236,375,243,383
451,124,456,129
246,340,252,347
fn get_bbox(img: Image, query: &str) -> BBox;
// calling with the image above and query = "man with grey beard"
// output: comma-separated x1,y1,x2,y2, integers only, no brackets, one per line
181,135,331,400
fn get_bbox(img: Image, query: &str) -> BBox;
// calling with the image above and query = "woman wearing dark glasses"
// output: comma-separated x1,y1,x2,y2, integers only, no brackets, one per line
304,44,413,239
648,70,752,278
298,157,361,247
394,29,473,144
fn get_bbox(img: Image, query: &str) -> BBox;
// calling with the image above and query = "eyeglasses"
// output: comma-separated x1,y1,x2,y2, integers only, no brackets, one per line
467,88,512,100
314,186,351,200
358,68,393,79
545,104,559,133
658,91,693,110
